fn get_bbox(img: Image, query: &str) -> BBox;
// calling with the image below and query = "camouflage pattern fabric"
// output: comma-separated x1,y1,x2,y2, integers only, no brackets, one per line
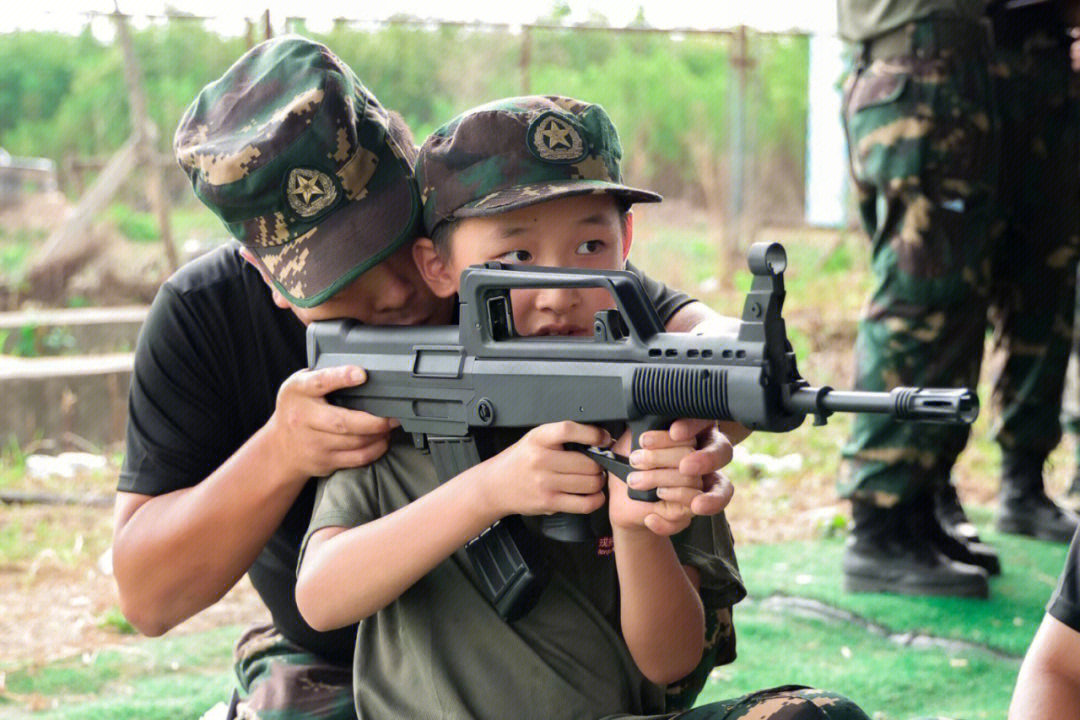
174,35,421,308
231,623,354,720
416,95,661,235
665,606,737,711
987,22,1080,459
838,16,1080,504
673,685,871,720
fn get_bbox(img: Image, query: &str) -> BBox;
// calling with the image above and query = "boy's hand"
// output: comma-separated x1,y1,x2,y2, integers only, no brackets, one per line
267,365,398,480
479,421,610,520
609,430,701,536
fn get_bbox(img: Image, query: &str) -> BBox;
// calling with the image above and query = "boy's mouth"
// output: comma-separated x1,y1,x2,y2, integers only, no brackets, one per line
534,323,591,337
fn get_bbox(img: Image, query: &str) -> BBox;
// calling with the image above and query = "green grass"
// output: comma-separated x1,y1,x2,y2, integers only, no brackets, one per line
0,627,238,720
736,531,1068,658
0,226,41,287
0,533,1050,720
103,204,160,243
169,203,229,243
698,603,1019,720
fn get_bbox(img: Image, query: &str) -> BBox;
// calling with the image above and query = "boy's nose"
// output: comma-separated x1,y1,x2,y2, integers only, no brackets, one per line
534,287,581,315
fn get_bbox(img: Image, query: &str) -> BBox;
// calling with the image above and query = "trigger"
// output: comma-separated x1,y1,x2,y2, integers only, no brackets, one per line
565,442,633,481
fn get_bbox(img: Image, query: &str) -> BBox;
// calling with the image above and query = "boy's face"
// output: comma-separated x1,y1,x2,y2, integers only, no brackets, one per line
250,242,453,327
413,193,632,337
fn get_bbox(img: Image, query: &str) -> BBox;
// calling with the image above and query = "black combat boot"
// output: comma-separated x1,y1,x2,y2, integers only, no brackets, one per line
915,489,1000,576
934,479,981,543
996,450,1080,543
843,499,989,598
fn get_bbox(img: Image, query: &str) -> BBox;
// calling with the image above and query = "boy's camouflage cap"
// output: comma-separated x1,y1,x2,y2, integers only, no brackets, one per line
174,36,420,307
417,95,661,234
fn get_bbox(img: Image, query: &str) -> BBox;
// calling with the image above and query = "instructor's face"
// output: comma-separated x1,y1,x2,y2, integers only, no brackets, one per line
274,243,452,327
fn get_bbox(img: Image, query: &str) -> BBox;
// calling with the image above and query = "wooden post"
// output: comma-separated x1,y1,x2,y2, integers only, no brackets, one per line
263,9,273,40
112,10,179,273
27,136,140,297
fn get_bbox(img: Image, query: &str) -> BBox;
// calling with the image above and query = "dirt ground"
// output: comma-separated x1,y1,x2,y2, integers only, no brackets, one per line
0,501,268,669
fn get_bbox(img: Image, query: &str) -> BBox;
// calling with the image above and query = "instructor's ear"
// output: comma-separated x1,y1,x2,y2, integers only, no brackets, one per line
412,238,458,298
239,247,291,310
621,211,634,263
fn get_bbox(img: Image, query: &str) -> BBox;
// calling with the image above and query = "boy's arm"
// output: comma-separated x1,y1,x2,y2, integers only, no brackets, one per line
296,471,494,631
609,433,706,684
1009,614,1080,719
612,520,705,685
296,422,611,631
665,300,741,337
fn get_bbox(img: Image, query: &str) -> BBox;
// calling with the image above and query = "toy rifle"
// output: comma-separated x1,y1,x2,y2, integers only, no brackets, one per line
307,242,978,619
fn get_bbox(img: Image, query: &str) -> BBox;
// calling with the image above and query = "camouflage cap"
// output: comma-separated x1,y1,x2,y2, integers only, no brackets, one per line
417,95,661,235
174,36,420,307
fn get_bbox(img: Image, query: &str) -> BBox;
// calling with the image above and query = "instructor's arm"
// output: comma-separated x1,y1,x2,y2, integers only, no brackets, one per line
113,366,392,635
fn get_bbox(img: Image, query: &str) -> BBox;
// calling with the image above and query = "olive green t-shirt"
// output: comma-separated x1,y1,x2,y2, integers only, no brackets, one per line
301,435,745,720
837,0,985,41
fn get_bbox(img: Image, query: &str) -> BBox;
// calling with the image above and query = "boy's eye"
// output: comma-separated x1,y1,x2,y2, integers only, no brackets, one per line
576,240,605,255
498,250,533,263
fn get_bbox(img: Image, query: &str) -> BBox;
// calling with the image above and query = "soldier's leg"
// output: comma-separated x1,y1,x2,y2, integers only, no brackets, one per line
675,685,871,720
838,18,997,596
230,623,354,720
990,26,1080,543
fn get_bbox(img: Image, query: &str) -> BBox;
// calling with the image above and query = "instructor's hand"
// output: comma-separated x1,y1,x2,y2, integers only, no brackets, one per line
268,365,397,478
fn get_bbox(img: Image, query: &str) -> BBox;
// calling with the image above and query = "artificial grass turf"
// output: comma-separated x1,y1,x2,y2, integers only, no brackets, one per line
696,602,1020,720
0,532,1065,720
734,530,1070,657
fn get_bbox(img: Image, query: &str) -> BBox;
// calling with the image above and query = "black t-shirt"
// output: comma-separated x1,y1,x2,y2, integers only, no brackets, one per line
1048,527,1080,632
119,242,694,665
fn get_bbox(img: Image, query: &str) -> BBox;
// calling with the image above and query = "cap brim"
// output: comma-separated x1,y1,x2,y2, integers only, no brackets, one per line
250,170,420,308
452,179,661,220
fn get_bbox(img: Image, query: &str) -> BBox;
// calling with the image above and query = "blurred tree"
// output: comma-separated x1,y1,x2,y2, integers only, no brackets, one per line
0,17,809,223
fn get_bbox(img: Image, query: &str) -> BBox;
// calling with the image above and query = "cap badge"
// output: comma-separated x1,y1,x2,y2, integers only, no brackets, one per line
286,167,338,218
527,112,588,163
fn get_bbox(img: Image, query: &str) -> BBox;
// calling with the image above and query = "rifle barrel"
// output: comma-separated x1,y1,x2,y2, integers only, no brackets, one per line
787,386,979,424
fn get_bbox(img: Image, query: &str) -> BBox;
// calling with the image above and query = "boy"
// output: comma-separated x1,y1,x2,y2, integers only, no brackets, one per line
296,96,870,719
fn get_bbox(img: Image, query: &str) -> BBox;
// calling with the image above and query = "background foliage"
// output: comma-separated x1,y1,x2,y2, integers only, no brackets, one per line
0,13,809,219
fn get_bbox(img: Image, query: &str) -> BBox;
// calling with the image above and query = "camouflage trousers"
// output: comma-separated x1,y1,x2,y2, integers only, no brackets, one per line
669,686,870,720
839,16,1080,505
226,623,867,720
230,623,353,720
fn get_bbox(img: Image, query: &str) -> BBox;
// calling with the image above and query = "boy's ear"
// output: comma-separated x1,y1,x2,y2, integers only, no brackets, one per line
239,247,291,310
412,238,458,298
621,210,634,263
